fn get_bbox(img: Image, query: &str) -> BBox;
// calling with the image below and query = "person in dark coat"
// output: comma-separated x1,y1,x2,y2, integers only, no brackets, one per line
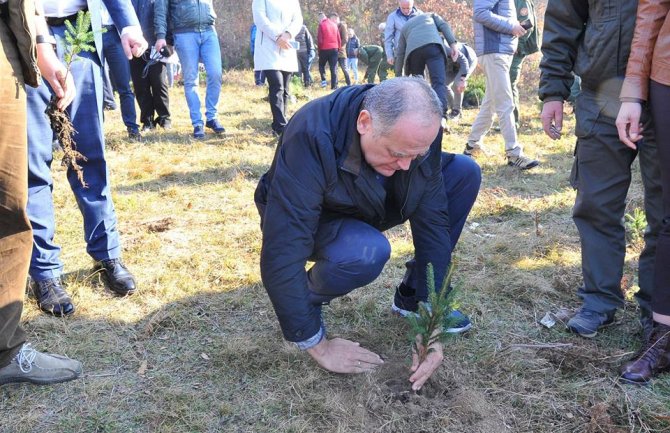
295,25,314,87
255,77,481,390
130,0,172,131
539,0,662,340
509,0,539,127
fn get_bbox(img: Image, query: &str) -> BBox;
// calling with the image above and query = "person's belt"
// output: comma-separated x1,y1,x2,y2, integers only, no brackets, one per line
45,9,88,27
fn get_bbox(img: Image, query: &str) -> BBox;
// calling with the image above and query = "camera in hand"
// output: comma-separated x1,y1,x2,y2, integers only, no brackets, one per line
520,19,533,30
159,45,174,58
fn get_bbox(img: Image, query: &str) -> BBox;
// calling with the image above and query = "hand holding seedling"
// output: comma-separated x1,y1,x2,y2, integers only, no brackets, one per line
405,263,458,391
36,42,75,111
410,337,443,391
307,337,384,373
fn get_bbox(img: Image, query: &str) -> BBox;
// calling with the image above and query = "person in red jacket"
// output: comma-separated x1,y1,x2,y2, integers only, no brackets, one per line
317,12,341,89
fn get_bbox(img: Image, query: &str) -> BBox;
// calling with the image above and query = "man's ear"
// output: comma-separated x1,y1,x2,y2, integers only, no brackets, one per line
357,110,373,136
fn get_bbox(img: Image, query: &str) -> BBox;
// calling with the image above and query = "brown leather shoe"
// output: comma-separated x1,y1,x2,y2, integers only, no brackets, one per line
620,323,670,384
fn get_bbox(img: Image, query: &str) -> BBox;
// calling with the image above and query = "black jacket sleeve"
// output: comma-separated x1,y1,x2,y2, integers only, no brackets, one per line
409,138,452,301
259,128,332,343
538,0,588,102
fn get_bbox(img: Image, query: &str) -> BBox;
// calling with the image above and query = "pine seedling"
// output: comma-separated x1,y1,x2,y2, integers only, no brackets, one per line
406,263,458,364
46,11,106,187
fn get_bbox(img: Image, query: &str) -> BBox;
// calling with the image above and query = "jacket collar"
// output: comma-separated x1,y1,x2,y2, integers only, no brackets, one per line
395,7,419,20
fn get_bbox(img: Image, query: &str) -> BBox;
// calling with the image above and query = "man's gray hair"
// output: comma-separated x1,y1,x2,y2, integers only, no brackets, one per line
361,77,443,135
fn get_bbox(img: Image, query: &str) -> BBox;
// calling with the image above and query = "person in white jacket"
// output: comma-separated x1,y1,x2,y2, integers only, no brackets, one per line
252,0,303,136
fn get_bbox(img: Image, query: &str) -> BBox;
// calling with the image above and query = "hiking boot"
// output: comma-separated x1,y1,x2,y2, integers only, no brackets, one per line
0,343,82,386
392,284,472,334
463,143,485,158
448,109,462,121
193,125,205,139
507,155,540,170
205,119,226,134
392,301,472,334
620,323,670,384
127,127,142,142
31,277,75,317
95,258,137,296
157,118,172,130
567,308,615,338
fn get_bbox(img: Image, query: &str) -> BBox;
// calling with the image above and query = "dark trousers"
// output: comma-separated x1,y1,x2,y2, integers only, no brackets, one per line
308,154,481,305
297,51,311,86
102,63,116,109
406,44,448,115
337,57,351,86
318,49,338,89
129,56,171,127
509,52,526,125
650,80,670,315
102,25,138,130
0,18,29,367
254,70,266,86
572,89,662,318
264,70,291,135
363,53,385,84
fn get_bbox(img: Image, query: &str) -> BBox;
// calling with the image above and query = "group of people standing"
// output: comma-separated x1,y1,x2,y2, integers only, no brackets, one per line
0,0,229,386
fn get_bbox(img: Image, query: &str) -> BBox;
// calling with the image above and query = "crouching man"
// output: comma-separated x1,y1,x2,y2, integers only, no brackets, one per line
255,77,481,390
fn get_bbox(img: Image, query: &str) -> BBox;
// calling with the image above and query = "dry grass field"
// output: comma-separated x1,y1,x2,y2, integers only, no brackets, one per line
2,65,669,432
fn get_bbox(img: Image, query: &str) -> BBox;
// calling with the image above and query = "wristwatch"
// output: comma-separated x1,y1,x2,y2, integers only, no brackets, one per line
36,34,57,49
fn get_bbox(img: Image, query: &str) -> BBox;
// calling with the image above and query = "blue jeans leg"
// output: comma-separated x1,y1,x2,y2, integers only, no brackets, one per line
174,32,204,126
27,25,121,282
103,26,138,130
307,218,391,305
402,153,481,291
200,29,222,122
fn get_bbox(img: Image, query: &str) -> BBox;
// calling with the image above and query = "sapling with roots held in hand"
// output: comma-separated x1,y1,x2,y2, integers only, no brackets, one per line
406,263,459,365
46,11,106,187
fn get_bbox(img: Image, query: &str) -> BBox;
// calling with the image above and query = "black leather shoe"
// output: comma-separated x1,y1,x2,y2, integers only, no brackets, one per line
31,277,75,317
96,258,137,296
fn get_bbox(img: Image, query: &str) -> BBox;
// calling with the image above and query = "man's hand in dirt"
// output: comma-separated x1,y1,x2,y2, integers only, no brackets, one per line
36,44,75,111
541,100,564,140
307,337,384,373
409,339,444,391
121,27,148,59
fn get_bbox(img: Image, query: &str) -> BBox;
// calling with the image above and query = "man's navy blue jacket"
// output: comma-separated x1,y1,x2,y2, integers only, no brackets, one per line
255,85,453,343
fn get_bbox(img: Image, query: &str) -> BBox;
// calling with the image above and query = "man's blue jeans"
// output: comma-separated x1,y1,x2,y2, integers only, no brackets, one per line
102,26,138,130
308,154,481,304
173,28,222,127
26,24,121,282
